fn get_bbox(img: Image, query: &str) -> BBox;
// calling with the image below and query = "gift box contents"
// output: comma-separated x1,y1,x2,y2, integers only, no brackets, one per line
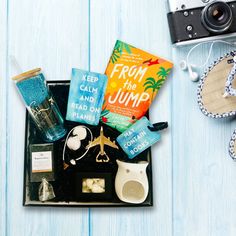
23,81,153,206
19,40,172,207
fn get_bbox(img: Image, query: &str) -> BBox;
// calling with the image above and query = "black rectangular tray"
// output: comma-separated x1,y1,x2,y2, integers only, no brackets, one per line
23,80,153,207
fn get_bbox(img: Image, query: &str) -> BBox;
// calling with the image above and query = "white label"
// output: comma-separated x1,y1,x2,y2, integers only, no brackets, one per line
32,151,52,173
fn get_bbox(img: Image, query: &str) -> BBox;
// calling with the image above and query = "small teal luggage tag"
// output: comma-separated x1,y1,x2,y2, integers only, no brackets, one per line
116,117,168,159
66,68,108,125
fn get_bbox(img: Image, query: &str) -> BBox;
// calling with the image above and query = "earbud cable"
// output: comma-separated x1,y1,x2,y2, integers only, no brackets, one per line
62,126,93,164
186,40,236,69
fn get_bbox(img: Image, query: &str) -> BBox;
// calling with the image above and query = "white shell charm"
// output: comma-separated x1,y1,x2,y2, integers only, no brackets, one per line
82,178,105,193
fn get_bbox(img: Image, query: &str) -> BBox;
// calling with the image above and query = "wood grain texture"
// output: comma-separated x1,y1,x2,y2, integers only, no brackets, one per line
201,56,236,114
172,44,236,236
89,0,172,236
6,1,90,236
0,0,7,235
2,0,236,235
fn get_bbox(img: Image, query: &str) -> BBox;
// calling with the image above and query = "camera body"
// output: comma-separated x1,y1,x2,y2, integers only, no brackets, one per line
167,0,236,46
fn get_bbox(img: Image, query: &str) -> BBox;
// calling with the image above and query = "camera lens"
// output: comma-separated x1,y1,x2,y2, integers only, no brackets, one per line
201,1,233,33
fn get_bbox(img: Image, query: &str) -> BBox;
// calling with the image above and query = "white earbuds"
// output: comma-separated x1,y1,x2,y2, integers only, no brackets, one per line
179,60,187,70
180,40,236,82
180,60,199,82
67,136,81,151
187,64,199,82
67,126,87,151
62,125,93,166
73,126,87,140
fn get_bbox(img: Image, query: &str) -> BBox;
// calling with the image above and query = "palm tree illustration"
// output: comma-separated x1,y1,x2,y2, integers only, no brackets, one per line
110,41,133,64
157,67,171,79
143,67,171,101
143,78,165,101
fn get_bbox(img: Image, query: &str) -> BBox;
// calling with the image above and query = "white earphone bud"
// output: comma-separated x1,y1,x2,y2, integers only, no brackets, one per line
180,60,199,81
73,126,87,140
187,64,199,82
62,125,93,167
181,40,236,83
67,136,81,151
66,126,87,151
179,60,188,71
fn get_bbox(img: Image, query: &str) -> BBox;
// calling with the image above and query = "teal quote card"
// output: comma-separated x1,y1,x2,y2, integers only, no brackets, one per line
117,117,162,159
66,68,108,125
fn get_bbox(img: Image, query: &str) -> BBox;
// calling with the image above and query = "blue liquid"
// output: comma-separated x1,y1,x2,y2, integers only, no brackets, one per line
41,122,67,142
16,73,66,142
16,74,48,106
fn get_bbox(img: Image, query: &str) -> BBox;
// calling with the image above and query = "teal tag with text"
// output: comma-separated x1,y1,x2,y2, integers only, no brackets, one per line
117,117,167,159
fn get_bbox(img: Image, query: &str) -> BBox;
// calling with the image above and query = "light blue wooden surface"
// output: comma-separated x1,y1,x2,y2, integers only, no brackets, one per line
1,0,236,236
0,0,7,235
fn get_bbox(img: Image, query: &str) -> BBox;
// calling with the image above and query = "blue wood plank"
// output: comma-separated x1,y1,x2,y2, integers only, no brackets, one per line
172,43,236,236
6,1,90,235
89,0,173,235
0,0,8,235
3,0,236,235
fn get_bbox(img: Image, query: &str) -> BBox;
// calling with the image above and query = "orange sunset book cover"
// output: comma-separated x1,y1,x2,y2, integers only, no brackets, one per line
100,40,173,132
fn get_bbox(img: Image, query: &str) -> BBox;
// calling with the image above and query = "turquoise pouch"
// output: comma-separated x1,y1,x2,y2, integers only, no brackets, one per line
116,117,168,159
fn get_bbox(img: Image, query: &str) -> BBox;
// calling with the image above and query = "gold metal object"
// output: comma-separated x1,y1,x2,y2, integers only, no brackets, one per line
63,162,69,170
86,126,119,162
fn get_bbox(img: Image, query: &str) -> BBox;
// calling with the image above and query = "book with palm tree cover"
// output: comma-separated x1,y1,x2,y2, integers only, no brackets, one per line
101,40,173,132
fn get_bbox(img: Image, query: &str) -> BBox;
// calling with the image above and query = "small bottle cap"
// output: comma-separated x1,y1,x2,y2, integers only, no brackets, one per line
11,68,41,82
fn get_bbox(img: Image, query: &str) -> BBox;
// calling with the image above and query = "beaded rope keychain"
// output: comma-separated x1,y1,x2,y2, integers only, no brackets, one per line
197,50,236,160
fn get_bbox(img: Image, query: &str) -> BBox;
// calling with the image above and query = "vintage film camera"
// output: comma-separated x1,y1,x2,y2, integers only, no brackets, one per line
167,0,236,46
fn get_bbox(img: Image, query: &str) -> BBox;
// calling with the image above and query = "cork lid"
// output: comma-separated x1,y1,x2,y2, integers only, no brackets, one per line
11,68,41,82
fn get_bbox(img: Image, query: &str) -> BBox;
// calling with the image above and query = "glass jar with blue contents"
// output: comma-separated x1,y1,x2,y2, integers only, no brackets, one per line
12,68,67,142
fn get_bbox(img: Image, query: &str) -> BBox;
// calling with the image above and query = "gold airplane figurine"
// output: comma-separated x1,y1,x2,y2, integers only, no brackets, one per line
86,126,119,162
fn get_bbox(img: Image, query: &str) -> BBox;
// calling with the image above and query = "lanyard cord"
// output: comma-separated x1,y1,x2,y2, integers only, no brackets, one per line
148,122,168,132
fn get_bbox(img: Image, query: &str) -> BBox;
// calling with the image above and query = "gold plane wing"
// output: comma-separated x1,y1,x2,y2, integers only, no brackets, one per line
103,137,119,149
86,137,100,149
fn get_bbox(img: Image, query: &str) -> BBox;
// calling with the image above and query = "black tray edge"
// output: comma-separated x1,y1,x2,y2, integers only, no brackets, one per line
22,80,154,208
